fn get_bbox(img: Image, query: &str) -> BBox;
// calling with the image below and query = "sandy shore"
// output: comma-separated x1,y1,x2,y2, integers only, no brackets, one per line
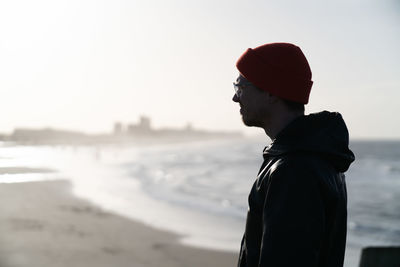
0,180,238,267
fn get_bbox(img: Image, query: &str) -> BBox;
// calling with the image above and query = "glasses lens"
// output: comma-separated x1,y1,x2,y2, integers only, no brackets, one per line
233,82,241,97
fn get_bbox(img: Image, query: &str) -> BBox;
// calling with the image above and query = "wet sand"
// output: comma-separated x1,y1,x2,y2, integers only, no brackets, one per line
0,180,238,267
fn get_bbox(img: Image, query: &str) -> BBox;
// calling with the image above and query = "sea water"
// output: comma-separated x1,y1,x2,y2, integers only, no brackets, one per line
0,138,399,267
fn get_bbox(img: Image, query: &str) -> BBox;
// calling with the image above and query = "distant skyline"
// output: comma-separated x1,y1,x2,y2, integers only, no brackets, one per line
0,0,399,139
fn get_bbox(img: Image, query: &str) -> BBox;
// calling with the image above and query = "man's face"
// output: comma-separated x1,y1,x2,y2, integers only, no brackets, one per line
232,75,271,127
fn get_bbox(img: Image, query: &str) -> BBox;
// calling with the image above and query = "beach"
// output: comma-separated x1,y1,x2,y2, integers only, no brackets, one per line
0,180,238,267
0,140,399,267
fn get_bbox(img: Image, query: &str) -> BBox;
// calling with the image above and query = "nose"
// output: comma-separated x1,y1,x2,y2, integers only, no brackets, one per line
232,93,239,103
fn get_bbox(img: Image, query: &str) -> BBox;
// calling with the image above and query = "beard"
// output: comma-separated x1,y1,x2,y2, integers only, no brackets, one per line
241,111,265,128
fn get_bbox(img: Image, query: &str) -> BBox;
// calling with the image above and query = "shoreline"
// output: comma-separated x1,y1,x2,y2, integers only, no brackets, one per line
0,180,238,267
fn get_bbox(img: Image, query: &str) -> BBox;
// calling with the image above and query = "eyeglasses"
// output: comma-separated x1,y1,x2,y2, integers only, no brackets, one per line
233,82,253,98
233,82,243,98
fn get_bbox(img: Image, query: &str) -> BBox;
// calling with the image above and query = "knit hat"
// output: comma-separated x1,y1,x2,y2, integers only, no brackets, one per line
236,43,313,104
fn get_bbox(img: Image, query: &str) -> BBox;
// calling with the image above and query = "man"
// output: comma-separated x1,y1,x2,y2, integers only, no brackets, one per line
233,43,355,267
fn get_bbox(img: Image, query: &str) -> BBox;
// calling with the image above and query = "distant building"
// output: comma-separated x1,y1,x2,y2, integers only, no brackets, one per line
185,123,193,132
139,116,151,131
113,122,123,135
127,124,136,134
10,128,87,142
127,116,152,135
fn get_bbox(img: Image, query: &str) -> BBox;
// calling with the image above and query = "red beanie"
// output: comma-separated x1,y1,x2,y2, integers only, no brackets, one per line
236,43,313,104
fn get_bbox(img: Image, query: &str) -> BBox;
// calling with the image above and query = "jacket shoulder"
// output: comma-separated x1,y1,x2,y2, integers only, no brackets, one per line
266,152,334,185
267,152,345,197
269,152,322,175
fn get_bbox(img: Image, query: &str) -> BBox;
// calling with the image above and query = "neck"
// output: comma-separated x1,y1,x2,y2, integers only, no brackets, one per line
263,111,304,140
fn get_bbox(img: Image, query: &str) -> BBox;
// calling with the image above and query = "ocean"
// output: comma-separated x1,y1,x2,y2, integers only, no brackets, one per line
0,138,399,266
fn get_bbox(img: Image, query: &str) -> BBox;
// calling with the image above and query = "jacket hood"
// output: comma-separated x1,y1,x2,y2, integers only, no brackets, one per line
264,111,355,172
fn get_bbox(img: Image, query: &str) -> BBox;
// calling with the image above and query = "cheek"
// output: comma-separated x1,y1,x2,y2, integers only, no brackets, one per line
240,90,268,110
252,98,270,116
251,95,268,108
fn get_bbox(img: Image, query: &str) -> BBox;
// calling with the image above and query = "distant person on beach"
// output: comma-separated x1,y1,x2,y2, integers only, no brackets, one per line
232,43,355,267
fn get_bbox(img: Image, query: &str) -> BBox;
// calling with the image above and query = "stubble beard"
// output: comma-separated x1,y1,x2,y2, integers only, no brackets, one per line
241,113,264,128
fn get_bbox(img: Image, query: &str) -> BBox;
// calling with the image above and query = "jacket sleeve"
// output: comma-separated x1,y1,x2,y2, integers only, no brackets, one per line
258,158,325,267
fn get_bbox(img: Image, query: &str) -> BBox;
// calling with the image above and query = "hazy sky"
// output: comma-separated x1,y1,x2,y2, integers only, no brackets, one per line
0,0,399,139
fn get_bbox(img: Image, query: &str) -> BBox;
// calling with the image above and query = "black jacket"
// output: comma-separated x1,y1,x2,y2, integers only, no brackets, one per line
238,111,355,267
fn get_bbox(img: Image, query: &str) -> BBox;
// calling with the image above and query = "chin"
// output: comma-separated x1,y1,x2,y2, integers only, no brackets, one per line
242,116,263,128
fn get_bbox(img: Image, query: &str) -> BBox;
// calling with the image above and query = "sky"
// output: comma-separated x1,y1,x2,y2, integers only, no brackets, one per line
0,0,399,139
